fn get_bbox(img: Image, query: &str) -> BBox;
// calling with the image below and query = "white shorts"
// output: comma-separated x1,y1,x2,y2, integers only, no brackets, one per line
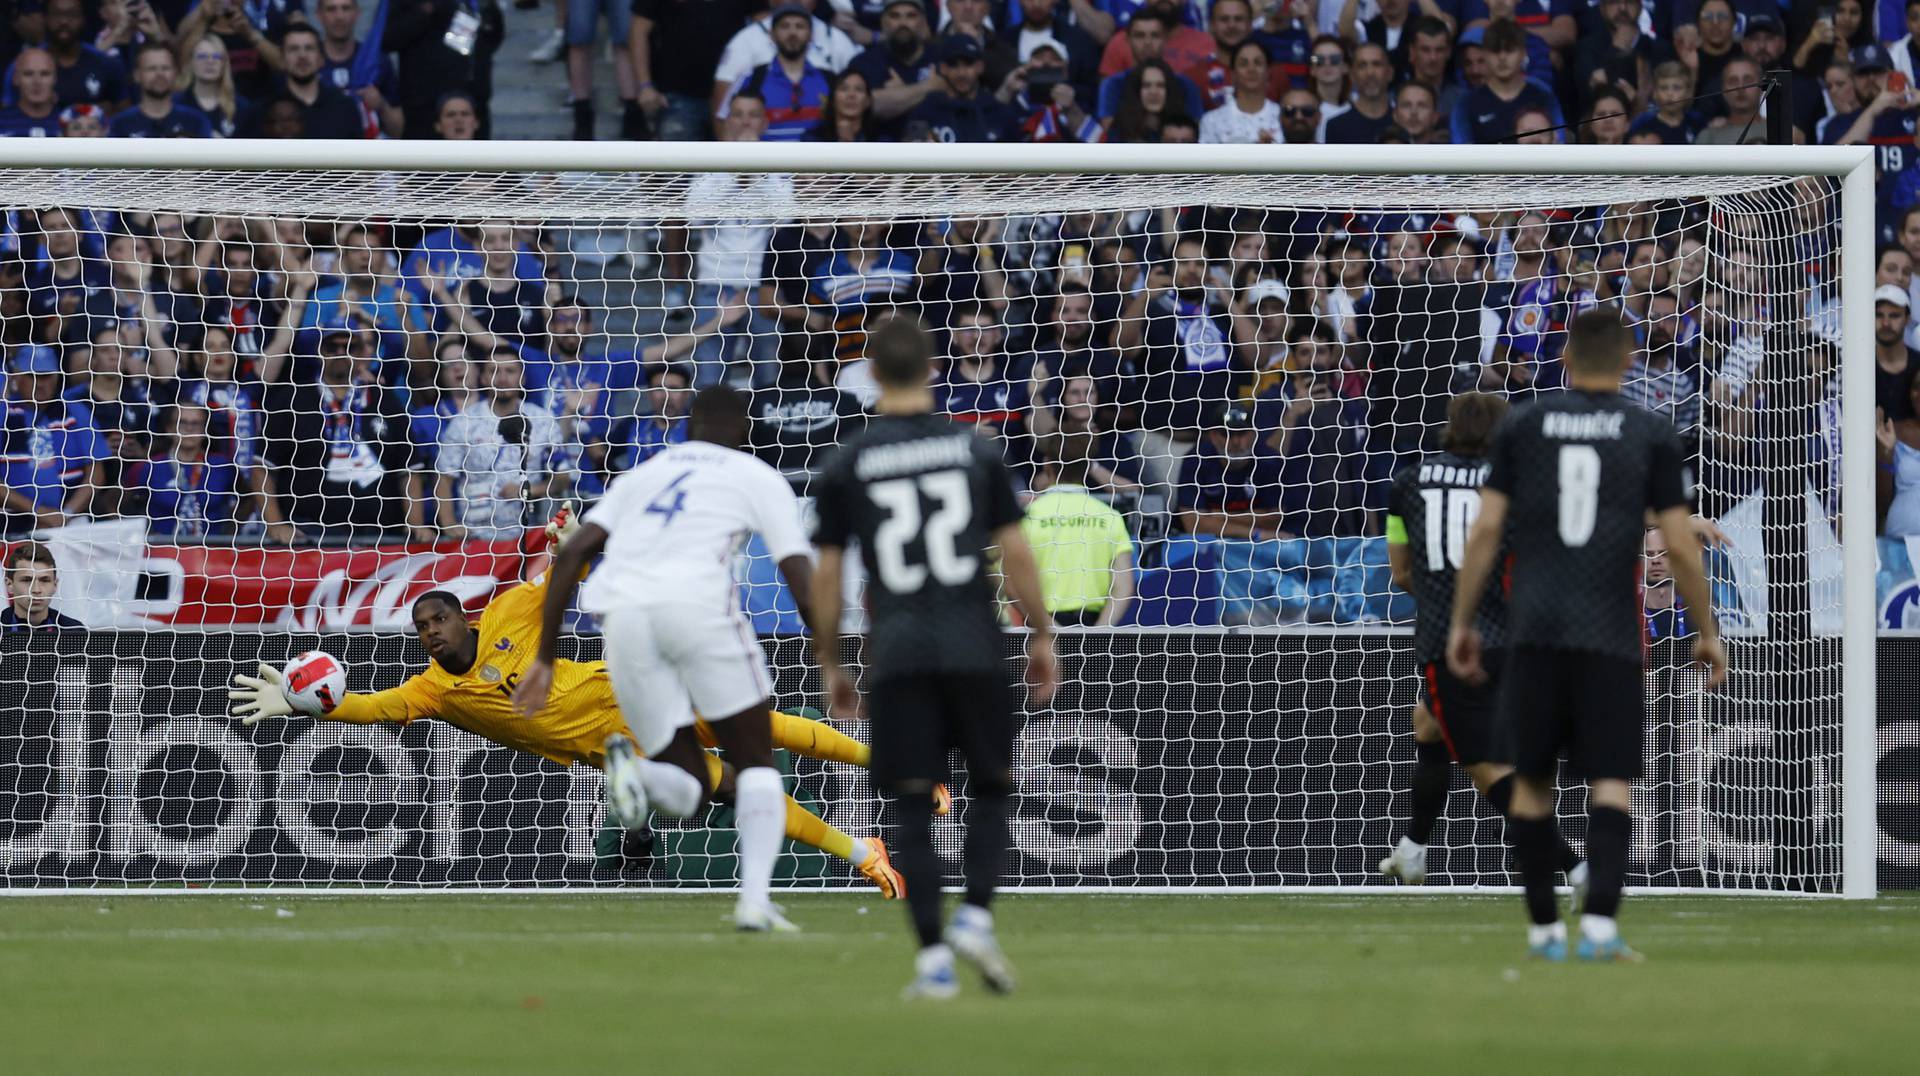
599,604,773,754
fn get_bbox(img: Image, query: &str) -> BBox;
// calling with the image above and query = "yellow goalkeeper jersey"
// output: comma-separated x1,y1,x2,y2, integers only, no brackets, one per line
328,572,630,768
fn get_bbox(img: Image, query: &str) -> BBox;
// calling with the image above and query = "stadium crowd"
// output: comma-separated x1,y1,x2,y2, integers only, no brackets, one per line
0,0,1913,625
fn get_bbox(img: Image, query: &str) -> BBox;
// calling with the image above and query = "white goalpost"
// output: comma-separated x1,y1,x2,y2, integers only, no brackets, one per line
0,140,1878,898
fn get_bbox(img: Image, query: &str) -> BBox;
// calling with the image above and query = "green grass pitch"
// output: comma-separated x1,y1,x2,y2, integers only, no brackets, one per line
3,892,1914,1073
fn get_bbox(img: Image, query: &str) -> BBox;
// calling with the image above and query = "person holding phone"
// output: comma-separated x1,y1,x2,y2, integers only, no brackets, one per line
1828,43,1920,231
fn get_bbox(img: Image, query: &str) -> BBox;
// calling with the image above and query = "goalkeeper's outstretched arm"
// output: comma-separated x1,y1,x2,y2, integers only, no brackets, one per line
229,664,441,726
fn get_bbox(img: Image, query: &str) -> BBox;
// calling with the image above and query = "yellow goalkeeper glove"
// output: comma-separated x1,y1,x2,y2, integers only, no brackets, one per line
544,501,581,547
229,662,321,723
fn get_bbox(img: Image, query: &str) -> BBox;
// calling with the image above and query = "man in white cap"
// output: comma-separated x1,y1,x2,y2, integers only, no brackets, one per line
1878,282,1919,421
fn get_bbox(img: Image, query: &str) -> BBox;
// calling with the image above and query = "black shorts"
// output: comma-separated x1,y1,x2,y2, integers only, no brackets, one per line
1421,650,1503,766
867,671,1017,795
1496,646,1646,781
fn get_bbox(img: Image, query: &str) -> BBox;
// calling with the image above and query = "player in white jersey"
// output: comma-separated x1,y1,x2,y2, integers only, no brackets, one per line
516,386,818,932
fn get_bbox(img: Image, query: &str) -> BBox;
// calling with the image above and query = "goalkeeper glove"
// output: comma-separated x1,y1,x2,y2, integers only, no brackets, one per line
544,501,580,546
229,662,322,724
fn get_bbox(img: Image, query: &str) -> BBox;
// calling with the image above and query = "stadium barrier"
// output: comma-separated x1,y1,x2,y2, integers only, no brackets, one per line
3,630,1912,890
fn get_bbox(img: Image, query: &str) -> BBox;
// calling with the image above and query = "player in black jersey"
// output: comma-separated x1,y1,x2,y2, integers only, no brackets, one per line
811,314,1060,1000
1378,392,1582,890
1449,309,1727,963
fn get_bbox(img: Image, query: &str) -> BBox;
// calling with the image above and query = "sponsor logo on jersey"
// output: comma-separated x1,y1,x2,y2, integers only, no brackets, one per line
495,636,512,651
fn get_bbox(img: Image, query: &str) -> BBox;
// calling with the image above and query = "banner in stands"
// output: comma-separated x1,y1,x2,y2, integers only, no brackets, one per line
32,519,535,629
2,632,1912,890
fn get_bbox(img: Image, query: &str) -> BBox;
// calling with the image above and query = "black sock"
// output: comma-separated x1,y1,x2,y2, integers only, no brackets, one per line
1509,816,1562,926
1488,775,1582,872
890,794,944,947
620,98,650,140
1407,739,1449,845
962,789,1010,911
1585,806,1632,918
571,99,594,140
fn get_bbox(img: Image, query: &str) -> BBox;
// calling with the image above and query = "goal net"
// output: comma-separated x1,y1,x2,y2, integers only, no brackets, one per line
0,143,1877,895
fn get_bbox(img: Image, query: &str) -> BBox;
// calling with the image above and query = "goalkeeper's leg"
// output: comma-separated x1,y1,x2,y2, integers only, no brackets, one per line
701,712,952,816
702,755,904,900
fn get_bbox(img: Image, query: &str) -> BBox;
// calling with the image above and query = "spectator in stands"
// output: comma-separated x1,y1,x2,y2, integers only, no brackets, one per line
434,345,562,540
270,25,369,140
805,68,881,140
1023,431,1135,626
1799,0,1867,78
388,0,504,141
1878,283,1918,421
22,207,111,347
433,90,480,139
1404,16,1459,116
1098,10,1203,120
1307,35,1351,121
2,343,107,533
257,96,304,137
1368,230,1484,461
1579,89,1632,144
1134,233,1234,485
1621,288,1705,440
850,0,940,132
181,323,295,542
1485,209,1567,392
1176,402,1288,542
940,0,1019,88
69,326,155,517
1697,56,1766,145
1106,57,1182,140
1880,390,1920,537
684,107,787,386
1641,527,1694,639
135,402,242,538
916,215,1009,328
1450,19,1560,143
1389,79,1445,142
2,540,84,630
1098,0,1212,86
177,35,253,138
908,33,1022,141
262,327,414,538
1010,37,1101,142
630,0,754,141
1003,0,1100,93
1276,86,1322,142
1337,0,1425,77
1572,0,1651,111
432,221,553,350
712,0,858,121
1267,362,1378,538
559,0,642,139
631,360,694,467
1323,41,1393,142
806,218,915,383
173,0,287,102
37,0,131,110
748,335,867,488
936,302,1028,448
315,0,405,138
1681,0,1739,98
1033,371,1144,495
724,6,833,142
1031,282,1127,393
301,223,419,364
1199,39,1279,142
0,48,63,137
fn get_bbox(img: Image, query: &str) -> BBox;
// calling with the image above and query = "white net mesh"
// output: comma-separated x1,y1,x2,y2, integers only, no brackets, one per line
0,162,1855,891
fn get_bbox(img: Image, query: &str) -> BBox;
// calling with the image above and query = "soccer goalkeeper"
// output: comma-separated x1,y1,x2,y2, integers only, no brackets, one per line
229,507,921,899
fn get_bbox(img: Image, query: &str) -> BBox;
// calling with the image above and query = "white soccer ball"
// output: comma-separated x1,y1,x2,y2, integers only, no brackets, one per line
283,651,347,714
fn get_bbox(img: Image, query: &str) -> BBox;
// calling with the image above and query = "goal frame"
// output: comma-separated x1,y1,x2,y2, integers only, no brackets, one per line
0,140,1880,900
